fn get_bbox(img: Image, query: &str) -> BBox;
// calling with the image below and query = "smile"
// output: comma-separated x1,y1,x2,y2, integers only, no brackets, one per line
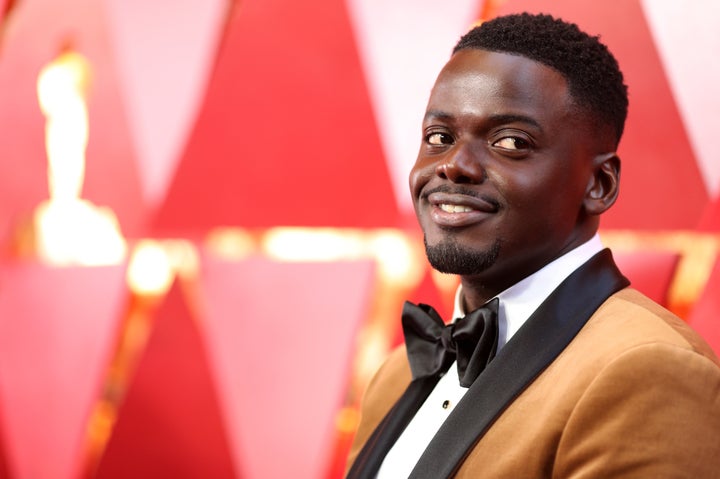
421,187,501,228
426,190,500,214
439,204,475,213
430,204,493,228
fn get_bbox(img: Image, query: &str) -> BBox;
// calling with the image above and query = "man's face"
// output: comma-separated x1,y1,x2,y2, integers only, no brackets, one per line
410,49,599,290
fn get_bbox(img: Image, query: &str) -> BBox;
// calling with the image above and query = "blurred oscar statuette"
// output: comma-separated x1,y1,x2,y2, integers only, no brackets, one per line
32,48,126,266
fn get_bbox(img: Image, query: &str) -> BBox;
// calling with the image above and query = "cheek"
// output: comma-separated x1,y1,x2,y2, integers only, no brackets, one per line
493,168,542,210
498,157,585,204
409,160,434,197
513,179,581,244
496,170,575,229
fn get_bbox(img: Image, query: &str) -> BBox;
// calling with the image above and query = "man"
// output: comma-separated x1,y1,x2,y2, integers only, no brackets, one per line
346,13,720,479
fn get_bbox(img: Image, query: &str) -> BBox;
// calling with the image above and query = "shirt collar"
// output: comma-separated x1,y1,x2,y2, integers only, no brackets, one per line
452,233,604,349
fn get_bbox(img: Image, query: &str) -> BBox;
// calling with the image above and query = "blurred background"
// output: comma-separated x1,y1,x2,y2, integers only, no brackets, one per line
0,0,718,477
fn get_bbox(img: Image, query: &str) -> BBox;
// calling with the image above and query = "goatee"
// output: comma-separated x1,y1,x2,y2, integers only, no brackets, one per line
424,236,501,275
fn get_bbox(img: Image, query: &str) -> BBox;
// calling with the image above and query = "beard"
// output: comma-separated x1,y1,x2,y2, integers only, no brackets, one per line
424,235,501,275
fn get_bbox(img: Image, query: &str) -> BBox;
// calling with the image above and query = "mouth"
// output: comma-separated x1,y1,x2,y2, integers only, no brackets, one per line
438,204,476,213
423,188,500,228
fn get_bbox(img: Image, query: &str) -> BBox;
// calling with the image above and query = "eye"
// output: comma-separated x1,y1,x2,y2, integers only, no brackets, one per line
426,132,454,145
492,136,531,150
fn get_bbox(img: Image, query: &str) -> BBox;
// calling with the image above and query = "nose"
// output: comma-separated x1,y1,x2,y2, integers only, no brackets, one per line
435,144,485,184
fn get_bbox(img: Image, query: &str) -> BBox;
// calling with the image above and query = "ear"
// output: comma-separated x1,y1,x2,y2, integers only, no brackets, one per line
584,152,620,216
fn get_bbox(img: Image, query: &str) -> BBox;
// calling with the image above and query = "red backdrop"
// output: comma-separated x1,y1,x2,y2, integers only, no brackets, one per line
0,0,718,478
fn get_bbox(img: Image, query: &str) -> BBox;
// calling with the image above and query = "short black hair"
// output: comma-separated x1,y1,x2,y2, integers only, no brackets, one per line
454,13,628,146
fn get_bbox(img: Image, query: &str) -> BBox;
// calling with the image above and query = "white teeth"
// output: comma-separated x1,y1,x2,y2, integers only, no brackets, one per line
439,204,474,213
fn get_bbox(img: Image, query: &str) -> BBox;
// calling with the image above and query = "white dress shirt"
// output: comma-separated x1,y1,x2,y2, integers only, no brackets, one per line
376,235,604,478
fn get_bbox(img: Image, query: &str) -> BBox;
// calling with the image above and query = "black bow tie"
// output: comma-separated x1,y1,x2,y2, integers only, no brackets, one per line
401,298,499,387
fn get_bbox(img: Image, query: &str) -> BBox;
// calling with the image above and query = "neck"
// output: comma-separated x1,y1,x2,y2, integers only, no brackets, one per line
458,232,603,312
459,278,504,312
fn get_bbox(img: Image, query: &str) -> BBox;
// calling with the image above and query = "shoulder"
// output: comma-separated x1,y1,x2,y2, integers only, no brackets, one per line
532,286,720,431
554,315,720,476
582,287,719,365
549,289,720,476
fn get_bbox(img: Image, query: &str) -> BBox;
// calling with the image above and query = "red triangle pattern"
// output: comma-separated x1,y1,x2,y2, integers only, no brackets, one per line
154,0,399,234
198,256,375,479
94,281,236,478
0,262,127,479
612,251,679,306
0,410,9,479
698,196,720,231
689,259,720,357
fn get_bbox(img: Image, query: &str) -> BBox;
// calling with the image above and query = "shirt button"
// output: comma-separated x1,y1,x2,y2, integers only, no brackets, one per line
442,400,451,409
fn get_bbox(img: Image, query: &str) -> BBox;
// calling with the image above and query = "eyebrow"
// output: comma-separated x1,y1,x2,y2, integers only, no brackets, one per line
424,110,453,122
487,114,543,131
424,110,544,132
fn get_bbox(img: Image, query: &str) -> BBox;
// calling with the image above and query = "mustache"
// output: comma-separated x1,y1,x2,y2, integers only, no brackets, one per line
421,184,501,209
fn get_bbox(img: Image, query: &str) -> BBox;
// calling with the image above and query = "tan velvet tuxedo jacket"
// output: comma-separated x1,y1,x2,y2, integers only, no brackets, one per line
347,251,720,478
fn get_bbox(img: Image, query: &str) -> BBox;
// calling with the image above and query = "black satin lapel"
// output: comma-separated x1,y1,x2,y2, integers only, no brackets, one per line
409,249,630,479
346,375,439,479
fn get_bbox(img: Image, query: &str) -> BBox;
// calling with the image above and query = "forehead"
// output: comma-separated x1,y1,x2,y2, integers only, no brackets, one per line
427,49,574,122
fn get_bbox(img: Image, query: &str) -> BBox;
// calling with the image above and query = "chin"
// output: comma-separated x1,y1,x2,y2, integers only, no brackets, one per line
424,236,501,276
